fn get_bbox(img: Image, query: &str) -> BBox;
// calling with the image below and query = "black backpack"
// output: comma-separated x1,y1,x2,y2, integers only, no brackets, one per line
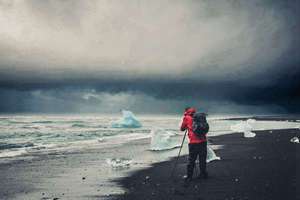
192,112,209,137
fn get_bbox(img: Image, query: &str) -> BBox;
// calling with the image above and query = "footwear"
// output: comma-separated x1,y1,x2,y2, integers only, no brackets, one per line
183,176,192,187
184,176,192,181
197,173,208,180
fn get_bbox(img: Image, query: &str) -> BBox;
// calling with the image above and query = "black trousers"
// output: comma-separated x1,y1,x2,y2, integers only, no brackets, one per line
187,142,207,178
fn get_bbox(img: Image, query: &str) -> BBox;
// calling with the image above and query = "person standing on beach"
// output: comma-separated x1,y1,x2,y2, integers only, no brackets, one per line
180,107,208,183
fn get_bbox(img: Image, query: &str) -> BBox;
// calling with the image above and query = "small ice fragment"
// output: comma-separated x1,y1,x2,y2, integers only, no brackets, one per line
150,128,180,151
247,119,256,123
244,131,256,138
106,158,132,169
230,119,256,138
290,137,299,143
111,110,142,128
145,176,150,180
206,145,221,163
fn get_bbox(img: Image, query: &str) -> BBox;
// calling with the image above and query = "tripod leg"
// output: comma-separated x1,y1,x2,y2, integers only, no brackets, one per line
170,130,187,178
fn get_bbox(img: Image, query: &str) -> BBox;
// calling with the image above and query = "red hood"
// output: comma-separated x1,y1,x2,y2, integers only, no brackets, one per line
184,108,196,116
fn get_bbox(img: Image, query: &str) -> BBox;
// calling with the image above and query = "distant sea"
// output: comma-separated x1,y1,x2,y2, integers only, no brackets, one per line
0,114,299,161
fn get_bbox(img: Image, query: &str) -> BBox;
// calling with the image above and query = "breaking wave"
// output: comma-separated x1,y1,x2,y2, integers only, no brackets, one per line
0,142,34,150
0,114,300,159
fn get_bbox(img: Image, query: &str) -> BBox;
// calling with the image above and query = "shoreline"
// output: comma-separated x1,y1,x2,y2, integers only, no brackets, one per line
0,117,299,199
223,115,300,122
0,136,182,200
109,129,299,200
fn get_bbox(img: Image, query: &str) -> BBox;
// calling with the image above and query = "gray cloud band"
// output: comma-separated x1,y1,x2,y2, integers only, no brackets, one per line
0,0,299,113
0,0,298,81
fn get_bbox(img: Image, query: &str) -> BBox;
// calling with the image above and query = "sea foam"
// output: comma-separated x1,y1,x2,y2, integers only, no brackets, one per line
150,128,180,151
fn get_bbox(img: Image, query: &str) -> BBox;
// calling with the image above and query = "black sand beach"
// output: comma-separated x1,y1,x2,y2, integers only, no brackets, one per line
110,129,300,200
0,126,299,200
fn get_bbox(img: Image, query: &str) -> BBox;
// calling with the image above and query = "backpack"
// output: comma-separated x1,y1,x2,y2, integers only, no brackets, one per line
192,112,209,137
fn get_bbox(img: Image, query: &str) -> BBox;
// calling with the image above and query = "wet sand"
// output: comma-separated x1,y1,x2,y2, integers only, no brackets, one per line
109,129,300,200
0,126,299,200
0,137,182,200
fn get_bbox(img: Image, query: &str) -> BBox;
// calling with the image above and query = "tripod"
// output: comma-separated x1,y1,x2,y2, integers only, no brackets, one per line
170,130,187,178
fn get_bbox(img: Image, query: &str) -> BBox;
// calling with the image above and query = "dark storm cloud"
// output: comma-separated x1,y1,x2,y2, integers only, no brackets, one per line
0,0,299,113
0,74,298,113
0,87,288,114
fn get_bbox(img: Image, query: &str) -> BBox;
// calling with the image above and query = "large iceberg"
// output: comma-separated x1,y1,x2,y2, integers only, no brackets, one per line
207,145,221,163
231,119,256,138
150,128,180,151
111,110,142,128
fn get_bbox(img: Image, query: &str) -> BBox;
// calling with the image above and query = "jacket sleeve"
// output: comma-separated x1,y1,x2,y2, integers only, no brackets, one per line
180,116,188,131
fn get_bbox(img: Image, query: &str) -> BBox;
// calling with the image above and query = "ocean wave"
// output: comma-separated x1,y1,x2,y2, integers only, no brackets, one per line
21,126,40,129
71,123,107,128
0,131,44,139
71,123,86,128
0,149,28,158
32,120,54,124
0,134,17,139
3,120,29,124
0,142,34,150
65,120,84,123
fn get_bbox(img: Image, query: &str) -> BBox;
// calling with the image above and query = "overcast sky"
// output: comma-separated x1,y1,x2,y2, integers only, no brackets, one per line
0,0,299,114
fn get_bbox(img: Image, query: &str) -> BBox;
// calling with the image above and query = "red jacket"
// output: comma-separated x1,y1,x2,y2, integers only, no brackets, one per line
180,108,206,144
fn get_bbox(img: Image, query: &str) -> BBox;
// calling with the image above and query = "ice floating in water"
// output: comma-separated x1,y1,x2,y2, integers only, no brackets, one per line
111,110,142,128
207,145,221,163
290,137,299,143
106,158,132,169
150,128,180,151
0,149,27,158
230,119,256,138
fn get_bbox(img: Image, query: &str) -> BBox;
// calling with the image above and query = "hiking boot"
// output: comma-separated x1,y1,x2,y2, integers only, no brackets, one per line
197,172,208,180
183,176,192,187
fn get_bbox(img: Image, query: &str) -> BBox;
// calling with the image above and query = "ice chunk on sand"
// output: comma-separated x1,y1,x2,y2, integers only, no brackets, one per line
230,119,256,138
244,131,256,138
111,110,142,128
207,145,221,163
150,128,180,151
290,137,299,143
106,158,132,169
